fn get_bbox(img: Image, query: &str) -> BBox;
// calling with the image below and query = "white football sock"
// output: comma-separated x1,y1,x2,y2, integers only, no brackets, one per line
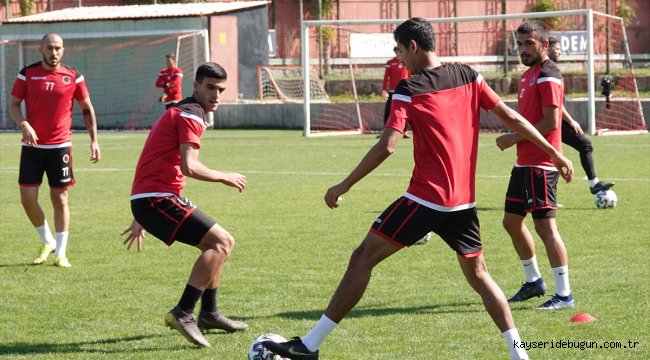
521,256,541,283
35,221,55,247
503,328,529,360
589,178,600,187
54,232,69,258
301,314,338,352
552,266,571,297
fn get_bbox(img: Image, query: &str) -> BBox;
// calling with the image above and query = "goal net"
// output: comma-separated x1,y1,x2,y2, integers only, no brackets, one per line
301,10,646,137
258,65,329,102
0,30,207,130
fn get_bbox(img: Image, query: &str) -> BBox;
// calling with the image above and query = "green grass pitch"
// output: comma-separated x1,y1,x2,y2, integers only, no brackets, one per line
0,130,648,359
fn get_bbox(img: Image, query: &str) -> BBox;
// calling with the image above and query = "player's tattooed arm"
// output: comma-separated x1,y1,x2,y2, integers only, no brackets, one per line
79,97,101,163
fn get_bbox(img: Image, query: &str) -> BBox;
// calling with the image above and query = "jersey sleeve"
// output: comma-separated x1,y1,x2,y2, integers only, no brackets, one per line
384,80,410,132
477,74,501,111
382,62,390,91
172,69,183,88
538,67,563,108
10,68,27,100
73,71,90,101
155,69,166,88
177,104,206,148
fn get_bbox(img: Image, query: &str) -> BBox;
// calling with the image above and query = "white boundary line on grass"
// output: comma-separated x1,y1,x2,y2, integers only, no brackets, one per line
0,167,649,182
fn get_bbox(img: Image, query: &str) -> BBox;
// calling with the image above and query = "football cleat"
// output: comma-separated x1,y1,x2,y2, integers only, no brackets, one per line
33,244,56,265
164,307,211,347
508,278,547,302
53,256,71,268
262,336,319,360
538,294,575,310
590,181,615,194
197,311,248,332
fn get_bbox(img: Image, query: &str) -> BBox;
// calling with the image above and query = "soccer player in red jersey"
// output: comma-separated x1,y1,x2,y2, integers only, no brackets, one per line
9,33,101,268
121,62,248,347
496,21,575,310
262,18,573,360
547,36,615,195
381,47,411,137
155,53,184,109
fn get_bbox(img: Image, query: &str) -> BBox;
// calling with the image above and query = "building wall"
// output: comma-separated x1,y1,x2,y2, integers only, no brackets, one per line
269,0,649,60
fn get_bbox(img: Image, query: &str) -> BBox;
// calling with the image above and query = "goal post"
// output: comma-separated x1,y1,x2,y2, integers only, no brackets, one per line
301,9,646,137
0,29,208,130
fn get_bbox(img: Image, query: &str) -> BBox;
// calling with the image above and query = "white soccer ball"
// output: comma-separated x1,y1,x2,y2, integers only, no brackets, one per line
594,190,617,209
414,232,431,245
248,333,289,360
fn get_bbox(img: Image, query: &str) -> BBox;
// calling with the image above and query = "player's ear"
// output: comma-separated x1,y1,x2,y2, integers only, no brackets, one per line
193,80,200,93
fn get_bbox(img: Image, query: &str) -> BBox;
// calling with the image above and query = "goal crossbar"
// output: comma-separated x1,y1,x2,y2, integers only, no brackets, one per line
301,9,645,136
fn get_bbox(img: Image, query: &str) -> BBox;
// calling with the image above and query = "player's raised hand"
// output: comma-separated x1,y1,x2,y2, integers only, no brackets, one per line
90,141,101,163
325,183,349,209
121,219,145,252
19,121,38,146
221,172,247,192
496,133,518,151
568,119,584,134
552,153,574,183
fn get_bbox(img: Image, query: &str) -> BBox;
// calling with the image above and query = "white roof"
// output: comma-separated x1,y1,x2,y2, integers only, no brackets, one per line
5,1,269,23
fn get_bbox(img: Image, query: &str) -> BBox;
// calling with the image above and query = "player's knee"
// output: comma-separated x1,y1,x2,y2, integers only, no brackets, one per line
502,215,521,234
533,222,557,242
201,230,235,257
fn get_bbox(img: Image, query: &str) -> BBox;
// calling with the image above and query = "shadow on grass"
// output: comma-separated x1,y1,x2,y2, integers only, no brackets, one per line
276,301,483,320
0,263,32,269
0,334,169,356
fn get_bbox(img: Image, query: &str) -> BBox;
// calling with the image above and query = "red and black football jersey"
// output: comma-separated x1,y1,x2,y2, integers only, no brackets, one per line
11,62,90,145
131,97,207,198
516,59,564,168
386,63,501,211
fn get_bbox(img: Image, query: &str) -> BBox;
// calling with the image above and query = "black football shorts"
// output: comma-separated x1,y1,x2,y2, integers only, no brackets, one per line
19,145,75,188
131,195,216,246
370,196,482,257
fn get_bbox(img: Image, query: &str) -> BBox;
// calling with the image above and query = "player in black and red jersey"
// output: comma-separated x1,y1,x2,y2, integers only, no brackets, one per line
9,33,101,268
155,53,184,109
547,36,614,195
381,46,411,138
496,21,575,310
121,62,248,348
262,18,573,360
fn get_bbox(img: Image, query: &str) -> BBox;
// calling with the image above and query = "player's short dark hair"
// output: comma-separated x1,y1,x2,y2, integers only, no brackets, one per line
517,20,549,42
393,17,436,52
166,53,175,60
195,62,227,83
548,36,559,46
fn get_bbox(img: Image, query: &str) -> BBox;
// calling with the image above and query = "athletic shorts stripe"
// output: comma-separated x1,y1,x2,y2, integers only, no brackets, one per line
131,195,215,246
371,196,482,257
505,166,558,219
19,146,75,188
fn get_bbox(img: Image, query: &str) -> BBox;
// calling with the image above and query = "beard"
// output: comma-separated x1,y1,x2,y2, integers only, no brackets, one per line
520,52,542,67
42,55,59,68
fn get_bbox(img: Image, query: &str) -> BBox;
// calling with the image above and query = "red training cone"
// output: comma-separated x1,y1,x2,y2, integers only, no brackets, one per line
571,313,596,323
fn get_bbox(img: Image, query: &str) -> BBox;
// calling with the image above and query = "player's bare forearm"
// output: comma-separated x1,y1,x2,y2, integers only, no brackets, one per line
180,143,246,191
82,109,98,142
342,130,399,189
494,102,555,151
9,97,38,145
79,97,101,162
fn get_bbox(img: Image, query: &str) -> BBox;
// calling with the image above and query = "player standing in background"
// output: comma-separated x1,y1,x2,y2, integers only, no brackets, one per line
381,46,411,138
263,18,574,360
122,62,248,348
8,33,101,268
155,54,184,109
547,36,615,194
496,21,575,310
